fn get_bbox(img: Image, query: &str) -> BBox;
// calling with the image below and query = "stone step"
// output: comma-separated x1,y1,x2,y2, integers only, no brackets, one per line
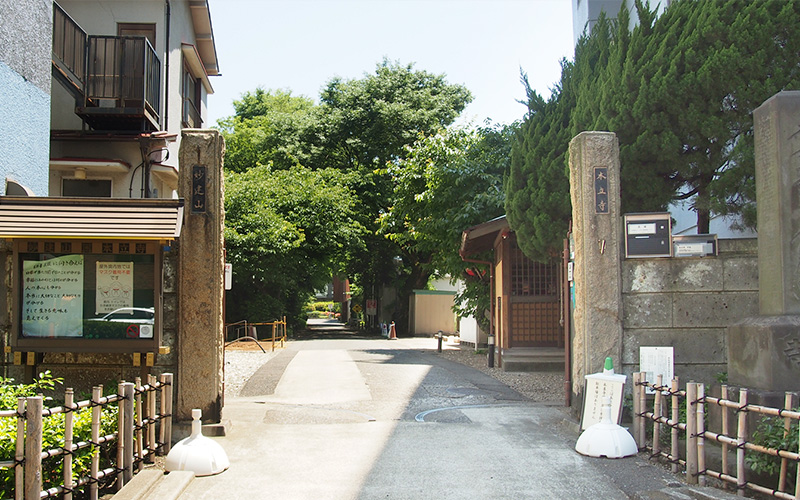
113,469,195,500
502,348,565,372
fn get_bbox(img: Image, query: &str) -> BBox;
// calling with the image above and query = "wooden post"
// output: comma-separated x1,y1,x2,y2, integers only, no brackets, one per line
63,388,74,500
115,382,124,492
122,382,135,483
24,397,43,500
795,409,800,500
778,392,794,493
686,382,698,485
671,378,679,474
638,373,647,451
162,373,174,454
653,374,663,457
721,385,729,476
632,372,642,448
15,398,24,500
134,378,144,471
91,386,101,500
737,388,748,496
696,383,706,487
148,374,157,460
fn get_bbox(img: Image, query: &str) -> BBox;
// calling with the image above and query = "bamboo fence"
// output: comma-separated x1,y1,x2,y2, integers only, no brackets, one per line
633,372,800,499
0,373,173,500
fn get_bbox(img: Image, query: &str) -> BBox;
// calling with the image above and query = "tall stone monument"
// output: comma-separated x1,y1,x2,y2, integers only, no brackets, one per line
569,132,624,407
728,92,800,394
176,130,226,422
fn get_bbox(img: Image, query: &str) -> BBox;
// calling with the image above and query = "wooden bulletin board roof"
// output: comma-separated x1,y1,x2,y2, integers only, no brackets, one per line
0,197,184,240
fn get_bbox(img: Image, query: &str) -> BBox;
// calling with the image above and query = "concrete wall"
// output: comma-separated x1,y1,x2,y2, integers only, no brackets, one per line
620,238,758,385
0,0,51,196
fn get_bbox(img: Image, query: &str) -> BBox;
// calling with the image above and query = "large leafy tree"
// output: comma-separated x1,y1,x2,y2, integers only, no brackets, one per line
220,60,473,333
379,124,511,328
218,88,315,172
309,59,473,332
224,165,364,327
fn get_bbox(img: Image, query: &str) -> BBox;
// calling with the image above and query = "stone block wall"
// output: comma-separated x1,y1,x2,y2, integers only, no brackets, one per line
621,238,758,385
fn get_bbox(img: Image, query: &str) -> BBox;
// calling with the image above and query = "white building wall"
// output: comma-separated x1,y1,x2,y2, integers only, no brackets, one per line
0,0,52,196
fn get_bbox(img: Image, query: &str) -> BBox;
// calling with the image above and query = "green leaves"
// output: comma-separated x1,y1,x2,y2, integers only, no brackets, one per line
224,165,365,324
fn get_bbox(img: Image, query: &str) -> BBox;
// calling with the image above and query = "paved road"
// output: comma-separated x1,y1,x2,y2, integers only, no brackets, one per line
177,328,691,499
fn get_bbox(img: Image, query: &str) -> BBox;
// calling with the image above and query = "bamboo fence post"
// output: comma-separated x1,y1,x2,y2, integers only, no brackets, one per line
15,398,24,500
91,386,101,500
795,410,800,500
653,374,663,457
721,385,729,476
638,373,647,451
122,382,135,484
272,323,276,352
134,377,143,471
778,392,794,493
697,383,706,487
64,388,74,500
159,374,167,454
116,382,124,491
671,377,679,474
632,372,642,449
24,397,42,500
162,373,173,454
147,374,156,460
736,388,748,497
686,382,698,485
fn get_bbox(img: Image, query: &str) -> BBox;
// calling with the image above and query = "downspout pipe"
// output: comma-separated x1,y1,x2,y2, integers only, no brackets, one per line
460,256,494,359
164,0,171,130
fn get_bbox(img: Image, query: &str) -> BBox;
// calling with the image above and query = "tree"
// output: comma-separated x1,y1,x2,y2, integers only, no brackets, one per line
309,59,473,333
379,124,511,330
224,165,364,327
217,88,315,172
507,0,800,258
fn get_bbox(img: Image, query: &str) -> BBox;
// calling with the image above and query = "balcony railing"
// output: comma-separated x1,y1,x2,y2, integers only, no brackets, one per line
52,2,86,94
78,35,161,131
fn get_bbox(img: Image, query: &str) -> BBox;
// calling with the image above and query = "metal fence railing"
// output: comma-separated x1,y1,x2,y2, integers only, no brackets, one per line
225,318,287,352
0,373,173,500
633,372,800,499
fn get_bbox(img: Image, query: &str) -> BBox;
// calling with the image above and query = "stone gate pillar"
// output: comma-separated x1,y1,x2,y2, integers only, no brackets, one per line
728,91,800,394
177,130,225,423
568,132,624,408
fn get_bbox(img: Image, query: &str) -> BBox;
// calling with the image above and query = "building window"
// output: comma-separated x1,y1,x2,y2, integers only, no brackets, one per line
62,179,112,197
182,60,202,128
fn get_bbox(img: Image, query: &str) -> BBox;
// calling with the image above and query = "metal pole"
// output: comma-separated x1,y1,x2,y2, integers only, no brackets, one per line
437,331,443,353
488,334,495,368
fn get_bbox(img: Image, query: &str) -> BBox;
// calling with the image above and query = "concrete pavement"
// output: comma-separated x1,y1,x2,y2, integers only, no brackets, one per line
172,334,739,500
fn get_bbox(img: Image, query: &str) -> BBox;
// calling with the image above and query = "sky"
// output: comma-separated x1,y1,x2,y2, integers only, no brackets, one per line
205,0,575,128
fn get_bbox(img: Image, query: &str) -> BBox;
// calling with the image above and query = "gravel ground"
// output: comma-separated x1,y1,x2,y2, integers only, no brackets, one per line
437,345,564,403
223,341,564,403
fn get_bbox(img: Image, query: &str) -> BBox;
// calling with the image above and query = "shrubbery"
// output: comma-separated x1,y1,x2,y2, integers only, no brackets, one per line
0,372,118,498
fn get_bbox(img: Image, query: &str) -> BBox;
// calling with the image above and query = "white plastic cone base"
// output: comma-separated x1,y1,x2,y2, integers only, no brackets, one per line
575,395,638,459
165,409,230,476
575,420,638,458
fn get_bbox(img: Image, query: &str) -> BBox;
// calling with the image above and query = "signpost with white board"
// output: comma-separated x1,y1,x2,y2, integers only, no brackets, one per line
580,372,627,430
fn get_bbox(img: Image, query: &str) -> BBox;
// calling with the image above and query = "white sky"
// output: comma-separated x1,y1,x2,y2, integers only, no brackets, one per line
205,0,575,127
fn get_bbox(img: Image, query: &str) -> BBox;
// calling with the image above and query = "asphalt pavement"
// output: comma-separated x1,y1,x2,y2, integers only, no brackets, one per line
175,322,740,500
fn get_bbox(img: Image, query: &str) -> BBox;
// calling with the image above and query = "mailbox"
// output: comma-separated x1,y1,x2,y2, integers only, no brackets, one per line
624,213,672,258
673,234,718,257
